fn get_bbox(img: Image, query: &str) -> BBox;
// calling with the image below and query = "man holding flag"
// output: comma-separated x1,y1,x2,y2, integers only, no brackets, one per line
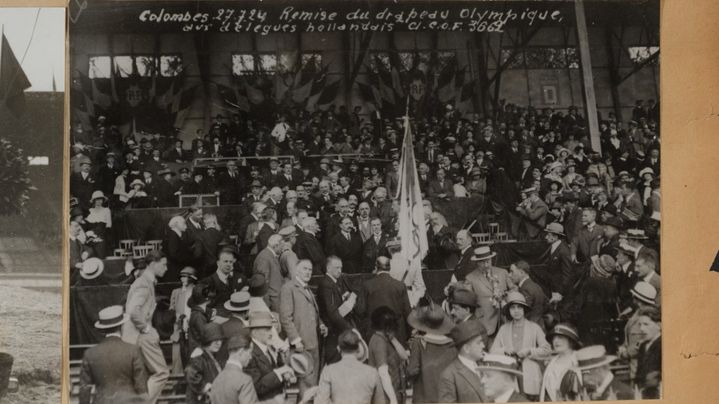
389,110,429,307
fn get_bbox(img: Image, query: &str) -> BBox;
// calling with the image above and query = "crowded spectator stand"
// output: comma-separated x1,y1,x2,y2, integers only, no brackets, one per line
69,95,661,402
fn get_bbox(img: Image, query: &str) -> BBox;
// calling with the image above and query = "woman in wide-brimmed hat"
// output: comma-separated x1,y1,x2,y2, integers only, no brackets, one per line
539,323,583,401
85,190,112,258
406,299,458,403
185,323,225,404
490,291,551,400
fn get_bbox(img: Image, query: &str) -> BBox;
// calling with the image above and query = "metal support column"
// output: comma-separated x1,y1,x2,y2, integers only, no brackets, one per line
574,0,602,154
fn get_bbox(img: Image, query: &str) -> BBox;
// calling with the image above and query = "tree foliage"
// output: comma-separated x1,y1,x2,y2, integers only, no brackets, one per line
0,137,34,216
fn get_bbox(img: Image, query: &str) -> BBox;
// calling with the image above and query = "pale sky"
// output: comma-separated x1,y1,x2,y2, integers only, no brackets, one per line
0,8,65,92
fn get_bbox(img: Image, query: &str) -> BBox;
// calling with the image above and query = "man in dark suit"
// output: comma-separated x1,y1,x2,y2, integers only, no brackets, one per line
163,139,186,163
245,311,296,402
438,320,489,403
326,216,363,274
362,218,388,272
198,248,247,313
518,154,535,189
79,305,148,404
253,234,285,313
516,188,549,240
317,256,358,364
194,213,226,278
427,168,454,198
70,158,96,210
218,160,244,205
184,206,206,244
453,229,475,281
217,291,251,366
357,257,411,344
155,169,179,208
293,217,326,275
570,207,604,264
541,223,579,320
163,216,196,282
508,260,548,325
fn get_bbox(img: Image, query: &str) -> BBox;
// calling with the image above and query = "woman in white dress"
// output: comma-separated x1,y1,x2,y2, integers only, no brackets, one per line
85,190,112,258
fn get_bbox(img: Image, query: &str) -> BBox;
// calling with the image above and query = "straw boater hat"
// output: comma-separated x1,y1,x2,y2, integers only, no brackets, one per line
80,258,104,280
288,351,315,377
476,354,523,377
544,222,566,238
631,281,658,306
470,246,496,261
575,345,617,371
546,323,582,347
224,291,251,313
625,228,649,240
638,167,654,178
407,303,455,335
94,305,128,329
592,255,617,278
90,190,108,203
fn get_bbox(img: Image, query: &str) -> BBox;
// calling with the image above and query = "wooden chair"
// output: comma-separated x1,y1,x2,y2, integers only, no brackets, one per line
132,245,153,258
472,232,491,244
147,240,163,251
119,239,138,252
113,248,126,257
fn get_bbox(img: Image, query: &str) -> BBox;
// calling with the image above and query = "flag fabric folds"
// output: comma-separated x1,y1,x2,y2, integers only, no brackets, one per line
396,115,429,262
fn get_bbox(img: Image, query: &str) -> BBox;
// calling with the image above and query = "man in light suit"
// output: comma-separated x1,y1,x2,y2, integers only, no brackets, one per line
438,319,489,403
252,234,284,313
210,334,259,404
315,329,385,404
80,305,148,404
279,259,329,390
463,246,513,338
122,250,169,404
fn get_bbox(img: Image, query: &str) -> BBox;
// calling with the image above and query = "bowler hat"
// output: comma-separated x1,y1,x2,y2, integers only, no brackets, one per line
544,222,566,237
546,323,582,347
450,320,488,348
449,289,478,308
248,311,275,329
201,323,225,345
631,281,658,306
94,305,128,329
80,258,104,280
476,354,523,377
224,291,251,313
470,246,496,261
575,345,617,370
407,303,455,335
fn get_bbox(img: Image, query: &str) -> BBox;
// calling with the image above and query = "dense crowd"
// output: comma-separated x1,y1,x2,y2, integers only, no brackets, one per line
71,99,661,403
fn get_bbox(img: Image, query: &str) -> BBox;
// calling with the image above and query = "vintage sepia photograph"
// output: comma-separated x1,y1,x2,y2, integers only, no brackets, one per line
0,6,65,404
68,1,660,402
